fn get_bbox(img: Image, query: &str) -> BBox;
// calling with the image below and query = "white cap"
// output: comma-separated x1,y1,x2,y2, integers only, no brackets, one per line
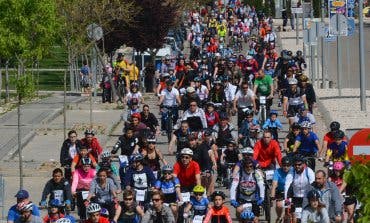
187,86,195,93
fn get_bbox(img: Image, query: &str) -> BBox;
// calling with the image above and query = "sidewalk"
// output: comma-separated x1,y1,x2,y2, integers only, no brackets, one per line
277,25,370,132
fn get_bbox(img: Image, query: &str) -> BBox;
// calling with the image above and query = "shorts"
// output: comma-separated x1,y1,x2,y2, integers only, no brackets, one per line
287,104,302,118
344,196,357,206
291,197,303,213
238,200,260,217
275,190,284,201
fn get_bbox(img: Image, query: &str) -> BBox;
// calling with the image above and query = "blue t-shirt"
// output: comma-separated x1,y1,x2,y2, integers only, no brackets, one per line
155,178,180,194
272,168,291,191
328,141,347,159
296,132,319,154
7,204,40,222
190,196,209,216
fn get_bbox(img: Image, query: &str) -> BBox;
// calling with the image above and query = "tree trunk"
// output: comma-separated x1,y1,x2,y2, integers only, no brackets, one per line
5,61,9,103
17,94,23,189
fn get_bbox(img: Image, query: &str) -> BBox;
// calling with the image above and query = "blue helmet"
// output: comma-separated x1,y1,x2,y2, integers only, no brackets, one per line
241,210,255,220
50,199,63,207
130,153,144,163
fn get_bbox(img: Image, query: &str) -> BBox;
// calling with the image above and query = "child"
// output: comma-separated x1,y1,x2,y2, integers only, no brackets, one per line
203,191,232,223
262,110,283,141
97,150,120,193
205,102,220,128
238,109,260,147
325,130,350,167
183,185,209,220
70,146,97,173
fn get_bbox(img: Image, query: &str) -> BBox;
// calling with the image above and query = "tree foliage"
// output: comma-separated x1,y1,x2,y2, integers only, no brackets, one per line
0,0,58,62
344,161,370,222
11,74,36,101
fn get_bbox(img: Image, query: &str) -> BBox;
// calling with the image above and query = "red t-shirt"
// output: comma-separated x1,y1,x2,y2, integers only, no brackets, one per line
323,132,347,147
253,139,282,168
173,160,200,187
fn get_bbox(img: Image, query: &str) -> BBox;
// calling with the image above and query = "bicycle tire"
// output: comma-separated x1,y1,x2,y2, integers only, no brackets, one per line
264,186,271,223
260,106,266,126
166,114,173,143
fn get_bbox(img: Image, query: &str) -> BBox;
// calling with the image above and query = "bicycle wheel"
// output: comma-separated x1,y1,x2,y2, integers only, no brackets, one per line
166,114,173,143
264,186,271,223
260,106,266,126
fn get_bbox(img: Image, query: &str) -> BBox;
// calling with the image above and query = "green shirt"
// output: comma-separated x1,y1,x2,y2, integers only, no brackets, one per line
254,75,273,96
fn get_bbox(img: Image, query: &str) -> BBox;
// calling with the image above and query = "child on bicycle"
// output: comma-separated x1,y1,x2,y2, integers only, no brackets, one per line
97,150,120,193
325,130,350,168
262,110,283,141
238,109,260,147
183,185,209,221
203,191,232,223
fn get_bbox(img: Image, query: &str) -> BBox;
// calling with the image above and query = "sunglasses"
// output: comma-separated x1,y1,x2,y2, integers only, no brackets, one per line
163,172,172,175
181,156,191,159
295,163,303,166
194,193,203,196
124,197,133,201
152,198,161,202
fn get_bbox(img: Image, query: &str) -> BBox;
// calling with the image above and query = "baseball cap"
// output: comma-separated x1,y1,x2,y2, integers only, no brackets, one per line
15,190,29,199
187,87,195,93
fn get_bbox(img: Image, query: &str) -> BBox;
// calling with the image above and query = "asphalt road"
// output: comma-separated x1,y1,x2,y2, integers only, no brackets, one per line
322,24,370,89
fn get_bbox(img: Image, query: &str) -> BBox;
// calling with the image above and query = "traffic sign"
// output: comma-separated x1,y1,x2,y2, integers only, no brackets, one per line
347,18,355,36
329,14,348,36
348,129,370,163
324,27,336,42
291,7,303,13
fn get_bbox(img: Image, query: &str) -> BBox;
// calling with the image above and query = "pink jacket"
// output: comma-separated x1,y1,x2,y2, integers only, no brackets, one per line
71,168,96,193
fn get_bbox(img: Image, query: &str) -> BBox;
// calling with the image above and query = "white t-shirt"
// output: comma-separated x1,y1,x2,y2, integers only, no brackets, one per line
235,89,255,108
161,87,179,106
69,144,77,159
195,85,208,101
224,83,237,102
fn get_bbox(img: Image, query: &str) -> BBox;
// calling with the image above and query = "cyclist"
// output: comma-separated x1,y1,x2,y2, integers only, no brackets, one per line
208,79,227,107
282,78,308,126
301,190,330,223
142,191,175,223
181,99,207,131
122,153,156,195
70,146,97,173
181,87,201,111
205,102,220,129
114,189,144,223
230,157,265,222
183,185,209,221
14,202,42,223
325,130,350,168
298,75,316,114
158,79,181,133
143,136,167,179
96,151,120,191
233,81,257,127
168,120,191,155
293,105,317,132
60,130,82,181
81,129,103,162
194,77,209,106
283,122,301,158
271,156,292,222
292,121,321,171
154,165,182,218
320,121,343,159
140,105,160,135
71,157,96,220
284,155,315,223
40,168,72,210
213,112,238,148
42,199,76,223
85,203,109,223
173,148,201,192
85,168,118,220
238,109,260,147
220,139,241,181
112,126,140,157
8,190,40,223
124,82,144,108
253,68,274,117
203,191,233,223
294,50,307,70
129,113,148,138
253,130,282,170
262,110,283,141
307,170,343,223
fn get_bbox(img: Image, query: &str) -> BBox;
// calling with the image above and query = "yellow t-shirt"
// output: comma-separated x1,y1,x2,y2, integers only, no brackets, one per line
117,60,128,77
127,64,139,81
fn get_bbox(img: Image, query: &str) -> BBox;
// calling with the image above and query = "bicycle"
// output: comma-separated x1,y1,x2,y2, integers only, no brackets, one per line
223,162,236,189
258,95,267,126
262,168,275,223
160,105,178,142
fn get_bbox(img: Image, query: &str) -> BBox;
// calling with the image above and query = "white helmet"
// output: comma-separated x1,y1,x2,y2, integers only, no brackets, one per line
87,203,101,214
288,78,298,85
19,203,34,212
180,148,193,156
101,150,111,159
56,218,72,223
240,147,254,155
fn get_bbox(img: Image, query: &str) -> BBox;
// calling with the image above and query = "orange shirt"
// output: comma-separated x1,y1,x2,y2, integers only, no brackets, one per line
203,206,232,223
72,154,97,167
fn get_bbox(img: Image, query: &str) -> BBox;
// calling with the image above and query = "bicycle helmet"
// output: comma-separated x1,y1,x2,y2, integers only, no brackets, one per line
56,218,72,223
333,130,345,139
81,157,92,165
193,185,206,193
49,199,63,207
282,156,291,166
100,208,109,217
291,122,301,130
240,210,255,220
147,135,157,143
307,190,321,200
294,154,305,163
131,113,141,121
206,102,214,107
129,98,139,105
211,191,226,201
161,165,173,172
180,148,193,156
269,110,278,116
244,109,254,117
213,79,222,85
300,121,312,129
333,161,345,171
165,54,171,60
84,129,95,136
130,82,139,88
300,75,309,82
240,147,254,155
246,55,253,60
227,138,237,145
87,203,101,214
288,78,298,85
161,73,170,78
130,153,144,163
194,77,201,82
101,150,111,159
296,50,303,56
203,128,213,137
219,112,229,120
165,79,174,86
330,121,340,132
19,202,34,212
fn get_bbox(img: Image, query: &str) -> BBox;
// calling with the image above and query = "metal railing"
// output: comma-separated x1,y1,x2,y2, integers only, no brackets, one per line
0,175,5,221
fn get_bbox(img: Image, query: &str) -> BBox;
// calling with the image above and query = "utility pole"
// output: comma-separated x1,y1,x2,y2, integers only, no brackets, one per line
359,0,366,111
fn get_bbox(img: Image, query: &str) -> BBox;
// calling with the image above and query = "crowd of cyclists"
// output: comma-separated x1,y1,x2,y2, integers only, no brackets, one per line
7,1,359,223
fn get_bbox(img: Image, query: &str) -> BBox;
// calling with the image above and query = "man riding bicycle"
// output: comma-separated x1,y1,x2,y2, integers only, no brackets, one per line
158,80,181,133
253,130,282,170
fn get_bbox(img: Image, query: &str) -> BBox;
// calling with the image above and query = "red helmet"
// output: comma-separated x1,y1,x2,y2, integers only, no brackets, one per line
131,113,141,121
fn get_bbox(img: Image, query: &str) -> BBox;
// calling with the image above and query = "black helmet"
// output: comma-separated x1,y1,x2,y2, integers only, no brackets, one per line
244,109,254,117
165,79,174,86
330,121,340,131
84,129,95,136
82,157,92,165
307,190,321,200
296,50,303,56
333,130,345,139
269,110,278,116
294,154,305,163
282,156,291,166
291,122,301,130
211,191,226,201
219,112,229,120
